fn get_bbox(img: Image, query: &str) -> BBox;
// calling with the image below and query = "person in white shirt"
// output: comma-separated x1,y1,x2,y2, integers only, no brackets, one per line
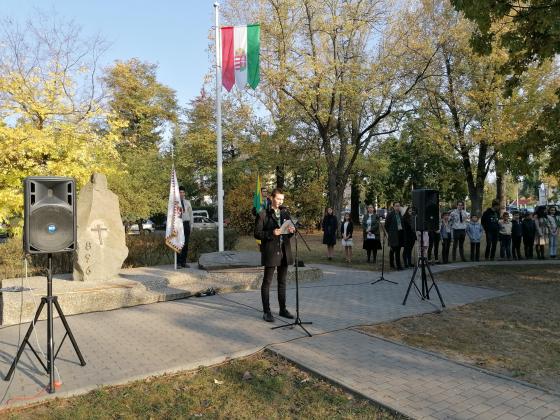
449,201,469,262
177,186,194,268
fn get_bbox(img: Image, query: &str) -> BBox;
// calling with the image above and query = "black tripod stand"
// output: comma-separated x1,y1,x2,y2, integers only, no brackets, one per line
5,254,86,393
372,223,397,285
402,231,445,307
272,222,313,337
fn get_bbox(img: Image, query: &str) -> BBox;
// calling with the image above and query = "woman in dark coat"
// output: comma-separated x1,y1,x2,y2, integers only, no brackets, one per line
385,202,404,270
402,206,416,268
322,207,338,260
254,188,295,322
362,204,381,263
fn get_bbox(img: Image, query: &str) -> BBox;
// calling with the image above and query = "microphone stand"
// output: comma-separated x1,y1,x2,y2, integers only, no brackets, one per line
372,221,397,285
272,220,312,337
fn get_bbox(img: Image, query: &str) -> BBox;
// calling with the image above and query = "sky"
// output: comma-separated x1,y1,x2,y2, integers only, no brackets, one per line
2,0,220,107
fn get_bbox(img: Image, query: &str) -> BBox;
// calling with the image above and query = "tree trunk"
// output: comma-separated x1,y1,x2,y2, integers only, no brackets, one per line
495,166,506,216
469,184,485,217
327,169,347,229
275,165,284,189
350,174,361,224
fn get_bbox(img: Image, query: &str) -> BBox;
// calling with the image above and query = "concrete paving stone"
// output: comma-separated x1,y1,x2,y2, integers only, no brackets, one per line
494,414,521,420
0,260,558,420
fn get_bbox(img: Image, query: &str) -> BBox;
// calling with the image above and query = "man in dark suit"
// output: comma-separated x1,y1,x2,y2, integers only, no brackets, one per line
254,188,296,322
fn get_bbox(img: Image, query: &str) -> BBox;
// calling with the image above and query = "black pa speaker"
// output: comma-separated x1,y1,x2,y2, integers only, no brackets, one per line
23,177,76,254
412,189,439,231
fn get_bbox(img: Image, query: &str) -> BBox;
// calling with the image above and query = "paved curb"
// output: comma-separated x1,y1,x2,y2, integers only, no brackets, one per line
264,345,412,419
353,328,560,399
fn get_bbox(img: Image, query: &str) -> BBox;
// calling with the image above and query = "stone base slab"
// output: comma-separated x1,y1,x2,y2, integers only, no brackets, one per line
0,265,322,326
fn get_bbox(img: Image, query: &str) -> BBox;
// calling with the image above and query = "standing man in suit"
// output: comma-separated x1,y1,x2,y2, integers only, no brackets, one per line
177,186,193,268
254,188,296,322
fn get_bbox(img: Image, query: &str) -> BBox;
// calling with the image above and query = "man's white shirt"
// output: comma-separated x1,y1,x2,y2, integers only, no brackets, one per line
449,209,469,230
181,198,194,230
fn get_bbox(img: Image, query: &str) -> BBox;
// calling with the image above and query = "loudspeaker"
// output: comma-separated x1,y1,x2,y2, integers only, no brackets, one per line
412,189,439,231
23,177,76,254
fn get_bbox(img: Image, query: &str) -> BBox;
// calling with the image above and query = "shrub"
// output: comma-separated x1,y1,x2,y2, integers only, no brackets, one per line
0,229,241,280
187,228,239,262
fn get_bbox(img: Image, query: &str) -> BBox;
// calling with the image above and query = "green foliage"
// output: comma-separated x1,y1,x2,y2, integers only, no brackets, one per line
224,175,256,235
104,58,178,146
188,229,240,262
450,0,560,87
0,230,241,280
109,145,170,221
376,128,468,206
0,16,122,226
451,0,560,176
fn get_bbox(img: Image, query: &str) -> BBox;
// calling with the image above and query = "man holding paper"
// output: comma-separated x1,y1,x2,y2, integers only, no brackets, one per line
254,188,296,322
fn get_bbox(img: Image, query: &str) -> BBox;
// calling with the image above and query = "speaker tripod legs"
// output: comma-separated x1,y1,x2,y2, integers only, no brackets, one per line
4,295,86,393
402,256,445,308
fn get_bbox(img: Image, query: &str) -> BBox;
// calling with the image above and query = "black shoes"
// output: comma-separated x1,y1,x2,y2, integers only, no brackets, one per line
279,309,294,319
263,311,274,322
263,309,294,322
177,263,190,269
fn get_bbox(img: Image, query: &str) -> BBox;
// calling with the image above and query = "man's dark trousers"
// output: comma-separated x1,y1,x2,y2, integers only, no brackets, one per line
452,229,466,261
485,231,498,260
178,221,191,265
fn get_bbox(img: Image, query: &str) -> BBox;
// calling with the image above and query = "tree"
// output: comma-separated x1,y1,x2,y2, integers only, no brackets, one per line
402,0,558,214
450,0,560,87
103,59,179,223
223,0,434,219
0,14,121,225
451,0,560,175
104,59,178,147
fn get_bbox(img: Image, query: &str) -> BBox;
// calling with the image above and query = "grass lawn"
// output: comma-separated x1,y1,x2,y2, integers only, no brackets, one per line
4,352,401,419
359,265,560,393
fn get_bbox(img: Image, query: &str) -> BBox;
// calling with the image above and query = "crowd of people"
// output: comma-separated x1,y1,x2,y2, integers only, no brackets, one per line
321,199,560,269
252,188,559,322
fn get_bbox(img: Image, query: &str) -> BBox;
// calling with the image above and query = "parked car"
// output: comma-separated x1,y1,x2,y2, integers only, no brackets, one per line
193,210,210,219
128,219,156,234
192,216,217,230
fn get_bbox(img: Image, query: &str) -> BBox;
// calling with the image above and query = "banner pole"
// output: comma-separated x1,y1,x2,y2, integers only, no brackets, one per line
214,2,225,252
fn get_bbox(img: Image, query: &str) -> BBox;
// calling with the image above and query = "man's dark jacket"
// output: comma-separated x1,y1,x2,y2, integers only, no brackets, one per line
481,208,500,233
254,207,294,267
385,210,404,247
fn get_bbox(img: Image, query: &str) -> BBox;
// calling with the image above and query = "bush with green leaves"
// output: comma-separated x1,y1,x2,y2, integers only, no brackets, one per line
0,229,240,280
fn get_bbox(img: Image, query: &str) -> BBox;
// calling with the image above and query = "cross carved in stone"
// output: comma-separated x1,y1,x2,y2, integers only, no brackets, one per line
91,224,108,245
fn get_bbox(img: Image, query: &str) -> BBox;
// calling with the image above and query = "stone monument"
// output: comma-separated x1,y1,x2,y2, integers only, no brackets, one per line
73,173,128,282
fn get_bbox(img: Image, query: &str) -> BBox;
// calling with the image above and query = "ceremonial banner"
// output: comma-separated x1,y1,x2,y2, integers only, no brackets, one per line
165,167,185,252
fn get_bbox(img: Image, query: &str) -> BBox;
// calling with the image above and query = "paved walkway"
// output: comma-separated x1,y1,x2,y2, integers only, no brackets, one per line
0,260,558,419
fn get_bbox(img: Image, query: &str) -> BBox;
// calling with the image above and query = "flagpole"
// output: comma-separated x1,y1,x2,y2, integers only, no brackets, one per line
214,2,225,252
171,145,178,270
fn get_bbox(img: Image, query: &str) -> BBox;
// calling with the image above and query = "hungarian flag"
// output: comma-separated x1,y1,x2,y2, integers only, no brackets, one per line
253,174,262,212
221,24,260,91
165,166,185,252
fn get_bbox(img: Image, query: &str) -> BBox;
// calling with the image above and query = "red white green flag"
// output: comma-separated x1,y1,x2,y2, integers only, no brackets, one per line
221,24,260,91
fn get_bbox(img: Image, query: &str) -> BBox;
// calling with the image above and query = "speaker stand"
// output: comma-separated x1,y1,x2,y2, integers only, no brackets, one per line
402,232,445,308
4,254,86,393
372,225,397,285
